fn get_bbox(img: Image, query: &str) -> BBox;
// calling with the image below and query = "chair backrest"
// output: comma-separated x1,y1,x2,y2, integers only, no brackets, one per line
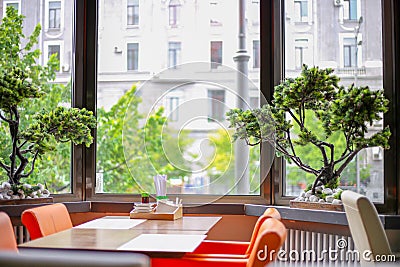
245,208,281,255
341,190,392,263
0,249,150,267
247,218,287,267
21,203,73,240
0,212,18,252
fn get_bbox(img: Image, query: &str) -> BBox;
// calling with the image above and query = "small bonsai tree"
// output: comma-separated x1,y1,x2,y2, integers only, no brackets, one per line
227,65,391,196
0,7,96,190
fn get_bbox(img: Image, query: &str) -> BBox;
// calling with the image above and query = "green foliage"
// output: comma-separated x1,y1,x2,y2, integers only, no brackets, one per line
227,65,391,192
0,7,96,186
205,129,261,194
97,86,194,193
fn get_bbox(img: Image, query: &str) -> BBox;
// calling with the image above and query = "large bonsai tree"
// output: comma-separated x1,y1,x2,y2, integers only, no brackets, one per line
227,65,391,194
0,7,96,187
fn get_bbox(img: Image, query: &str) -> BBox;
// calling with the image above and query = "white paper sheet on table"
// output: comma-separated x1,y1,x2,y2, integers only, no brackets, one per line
75,218,146,229
117,234,207,252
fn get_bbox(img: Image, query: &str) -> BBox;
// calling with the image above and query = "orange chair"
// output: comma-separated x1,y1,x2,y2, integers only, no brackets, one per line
187,208,281,257
21,203,73,240
151,217,287,267
0,212,18,252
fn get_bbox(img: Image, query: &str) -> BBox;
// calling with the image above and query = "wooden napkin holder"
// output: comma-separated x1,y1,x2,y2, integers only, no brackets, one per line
130,201,183,220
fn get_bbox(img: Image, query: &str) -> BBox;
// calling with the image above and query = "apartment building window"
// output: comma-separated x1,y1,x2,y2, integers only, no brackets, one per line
167,97,179,121
294,0,308,22
253,40,260,68
294,39,308,69
169,0,181,27
208,90,225,121
3,0,20,16
343,0,357,20
210,41,222,69
48,44,60,70
168,42,181,68
49,1,61,29
343,37,357,67
127,0,139,26
127,43,139,71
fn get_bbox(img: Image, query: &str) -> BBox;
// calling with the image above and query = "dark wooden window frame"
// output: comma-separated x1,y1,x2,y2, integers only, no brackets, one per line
69,0,399,214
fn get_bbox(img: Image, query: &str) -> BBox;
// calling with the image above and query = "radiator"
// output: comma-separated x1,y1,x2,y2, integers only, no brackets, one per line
14,225,30,244
273,229,359,265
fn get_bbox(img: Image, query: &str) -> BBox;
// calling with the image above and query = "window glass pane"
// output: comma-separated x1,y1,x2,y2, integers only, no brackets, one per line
168,42,181,68
127,0,139,25
284,0,384,202
6,3,19,10
253,40,260,68
0,1,73,193
96,0,261,196
49,1,61,29
210,41,222,69
48,45,60,69
127,43,139,70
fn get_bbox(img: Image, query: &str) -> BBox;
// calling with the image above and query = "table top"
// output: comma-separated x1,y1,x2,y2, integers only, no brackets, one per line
19,216,221,258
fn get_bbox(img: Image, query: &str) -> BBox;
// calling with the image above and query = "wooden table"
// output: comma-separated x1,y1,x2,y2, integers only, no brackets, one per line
19,216,221,258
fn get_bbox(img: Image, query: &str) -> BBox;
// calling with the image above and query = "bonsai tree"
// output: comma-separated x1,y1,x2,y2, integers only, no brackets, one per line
0,7,96,193
227,65,391,198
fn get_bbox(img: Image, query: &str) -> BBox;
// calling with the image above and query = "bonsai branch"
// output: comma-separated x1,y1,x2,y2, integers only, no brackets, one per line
336,148,363,176
0,161,10,172
21,150,40,178
0,112,12,123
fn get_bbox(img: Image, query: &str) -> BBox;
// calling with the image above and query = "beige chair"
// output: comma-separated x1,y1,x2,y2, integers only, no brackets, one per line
341,190,393,266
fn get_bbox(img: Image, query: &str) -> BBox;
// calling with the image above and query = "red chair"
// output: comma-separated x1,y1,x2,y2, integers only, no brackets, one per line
0,212,18,252
21,203,73,240
187,208,281,257
151,217,287,267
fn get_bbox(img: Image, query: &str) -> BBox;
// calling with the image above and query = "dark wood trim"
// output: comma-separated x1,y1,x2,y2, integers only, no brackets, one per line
380,0,399,214
71,0,86,201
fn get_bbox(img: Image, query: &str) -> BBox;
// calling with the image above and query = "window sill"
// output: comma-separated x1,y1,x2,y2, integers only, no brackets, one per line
245,204,400,230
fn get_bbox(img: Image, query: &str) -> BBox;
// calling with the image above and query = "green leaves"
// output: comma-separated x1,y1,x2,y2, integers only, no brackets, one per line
227,65,391,189
0,6,95,185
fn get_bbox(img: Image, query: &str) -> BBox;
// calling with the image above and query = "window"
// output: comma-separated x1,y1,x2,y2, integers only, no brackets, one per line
294,0,308,22
343,37,357,67
343,0,357,20
169,0,181,27
253,40,260,68
127,0,139,26
168,42,181,68
294,39,308,69
3,0,20,16
94,0,261,198
210,41,222,69
0,1,73,196
48,44,61,70
127,43,139,70
48,1,61,29
208,90,225,122
167,97,179,121
283,0,385,203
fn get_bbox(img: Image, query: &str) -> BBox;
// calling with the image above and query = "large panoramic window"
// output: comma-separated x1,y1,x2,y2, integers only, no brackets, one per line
96,0,261,197
0,2,73,194
284,0,384,203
